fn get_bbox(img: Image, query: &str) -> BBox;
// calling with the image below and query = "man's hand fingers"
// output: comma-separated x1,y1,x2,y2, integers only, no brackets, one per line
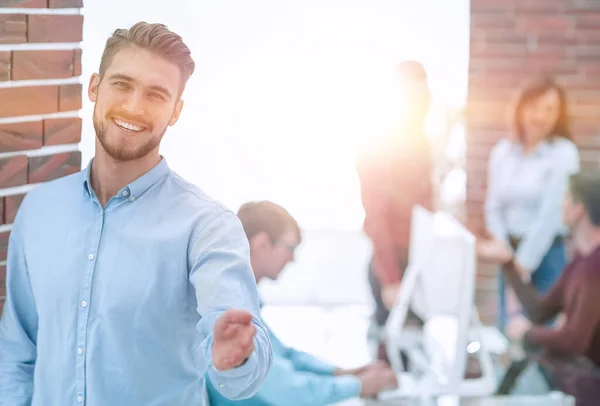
221,309,253,325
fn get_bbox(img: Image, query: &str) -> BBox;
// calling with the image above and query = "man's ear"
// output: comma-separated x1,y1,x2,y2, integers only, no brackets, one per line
88,73,100,103
249,231,271,251
169,99,184,126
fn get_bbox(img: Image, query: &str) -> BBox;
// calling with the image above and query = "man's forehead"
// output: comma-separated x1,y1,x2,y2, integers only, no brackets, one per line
105,47,181,92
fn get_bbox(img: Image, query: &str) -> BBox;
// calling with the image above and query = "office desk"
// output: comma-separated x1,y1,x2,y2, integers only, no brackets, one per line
357,392,574,405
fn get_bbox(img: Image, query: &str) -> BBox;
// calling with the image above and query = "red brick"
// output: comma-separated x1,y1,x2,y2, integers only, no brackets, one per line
470,43,527,58
59,84,82,111
0,121,43,152
12,50,74,80
0,232,9,263
516,16,573,33
575,13,600,29
568,1,600,12
0,300,4,316
0,198,4,226
49,0,83,7
577,30,600,45
0,264,5,298
0,15,27,44
0,0,46,6
28,15,83,43
471,13,517,29
0,86,59,118
471,0,516,13
73,49,82,76
44,118,81,145
28,151,81,183
515,0,566,12
473,28,528,44
0,51,9,81
4,193,25,225
0,156,28,188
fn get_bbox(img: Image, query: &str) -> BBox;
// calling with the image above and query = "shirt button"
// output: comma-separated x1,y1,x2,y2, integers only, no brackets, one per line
88,253,94,260
123,190,129,197
219,383,225,388
81,301,87,308
77,348,83,355
129,196,136,202
77,395,83,402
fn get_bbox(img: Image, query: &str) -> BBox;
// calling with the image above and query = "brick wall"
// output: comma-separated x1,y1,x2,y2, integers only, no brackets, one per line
467,0,600,323
0,0,83,314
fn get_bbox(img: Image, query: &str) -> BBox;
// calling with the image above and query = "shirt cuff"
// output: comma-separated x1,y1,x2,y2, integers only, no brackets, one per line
335,375,362,398
211,351,258,378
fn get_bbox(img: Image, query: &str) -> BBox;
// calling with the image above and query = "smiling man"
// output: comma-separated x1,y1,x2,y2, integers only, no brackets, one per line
0,22,272,406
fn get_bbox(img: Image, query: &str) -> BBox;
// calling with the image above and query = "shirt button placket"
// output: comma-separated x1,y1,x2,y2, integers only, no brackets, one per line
75,206,105,404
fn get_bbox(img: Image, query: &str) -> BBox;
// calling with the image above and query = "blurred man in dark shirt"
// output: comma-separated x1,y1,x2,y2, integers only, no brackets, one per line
481,171,600,366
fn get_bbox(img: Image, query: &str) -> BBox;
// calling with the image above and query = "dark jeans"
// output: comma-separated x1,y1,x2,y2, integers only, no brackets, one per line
368,261,391,327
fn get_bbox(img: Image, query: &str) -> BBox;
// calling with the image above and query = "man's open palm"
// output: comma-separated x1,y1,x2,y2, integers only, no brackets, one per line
212,309,256,371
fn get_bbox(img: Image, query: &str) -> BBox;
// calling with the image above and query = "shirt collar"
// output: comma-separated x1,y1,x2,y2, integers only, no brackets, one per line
82,157,170,201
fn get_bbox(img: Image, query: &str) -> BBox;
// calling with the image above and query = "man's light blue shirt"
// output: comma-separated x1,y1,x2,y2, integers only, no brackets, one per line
0,158,273,406
206,322,361,406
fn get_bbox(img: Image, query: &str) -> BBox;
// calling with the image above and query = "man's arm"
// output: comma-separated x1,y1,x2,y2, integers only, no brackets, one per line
268,325,336,375
252,356,361,406
527,272,600,356
502,259,565,324
0,197,38,405
189,211,273,400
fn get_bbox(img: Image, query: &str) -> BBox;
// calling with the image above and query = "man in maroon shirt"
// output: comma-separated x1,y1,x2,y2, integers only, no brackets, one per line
493,171,600,366
483,171,600,402
357,61,434,330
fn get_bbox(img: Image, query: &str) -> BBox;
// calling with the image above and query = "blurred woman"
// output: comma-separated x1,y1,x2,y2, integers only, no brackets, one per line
478,76,580,333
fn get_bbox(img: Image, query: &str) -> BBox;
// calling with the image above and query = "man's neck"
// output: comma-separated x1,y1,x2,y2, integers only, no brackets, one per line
573,225,600,257
91,144,161,207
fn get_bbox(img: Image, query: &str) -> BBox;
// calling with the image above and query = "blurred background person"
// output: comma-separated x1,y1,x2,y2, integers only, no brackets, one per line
357,61,434,345
478,76,580,336
207,201,398,406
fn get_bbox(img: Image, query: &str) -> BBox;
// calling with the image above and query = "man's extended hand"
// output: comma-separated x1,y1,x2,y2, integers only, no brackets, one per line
334,360,388,376
358,364,398,397
477,238,513,264
212,309,256,371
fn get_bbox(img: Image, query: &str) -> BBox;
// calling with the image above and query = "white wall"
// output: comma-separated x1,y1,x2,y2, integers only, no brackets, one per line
81,0,469,232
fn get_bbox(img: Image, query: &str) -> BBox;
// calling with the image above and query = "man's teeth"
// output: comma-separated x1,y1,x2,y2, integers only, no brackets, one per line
114,119,144,132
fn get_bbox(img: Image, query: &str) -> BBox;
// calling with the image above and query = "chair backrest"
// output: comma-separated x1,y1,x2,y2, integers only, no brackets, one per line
420,211,476,390
408,205,435,320
385,208,477,393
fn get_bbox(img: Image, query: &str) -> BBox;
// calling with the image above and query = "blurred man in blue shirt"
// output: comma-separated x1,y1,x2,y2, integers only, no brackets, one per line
0,22,272,406
207,201,398,406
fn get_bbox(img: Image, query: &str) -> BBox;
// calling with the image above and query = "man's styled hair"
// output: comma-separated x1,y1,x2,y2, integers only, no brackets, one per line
99,22,195,93
569,171,600,227
237,201,301,243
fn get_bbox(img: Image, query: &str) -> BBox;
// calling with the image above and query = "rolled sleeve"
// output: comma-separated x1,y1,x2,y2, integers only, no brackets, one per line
189,211,273,400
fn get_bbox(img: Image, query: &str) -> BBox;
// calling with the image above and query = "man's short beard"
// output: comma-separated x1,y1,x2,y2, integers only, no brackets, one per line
93,106,166,162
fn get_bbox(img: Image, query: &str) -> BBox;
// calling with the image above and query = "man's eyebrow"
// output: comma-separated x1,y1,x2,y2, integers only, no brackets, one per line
107,73,135,83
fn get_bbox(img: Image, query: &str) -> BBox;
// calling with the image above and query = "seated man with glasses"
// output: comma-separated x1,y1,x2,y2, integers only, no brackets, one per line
206,201,398,406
